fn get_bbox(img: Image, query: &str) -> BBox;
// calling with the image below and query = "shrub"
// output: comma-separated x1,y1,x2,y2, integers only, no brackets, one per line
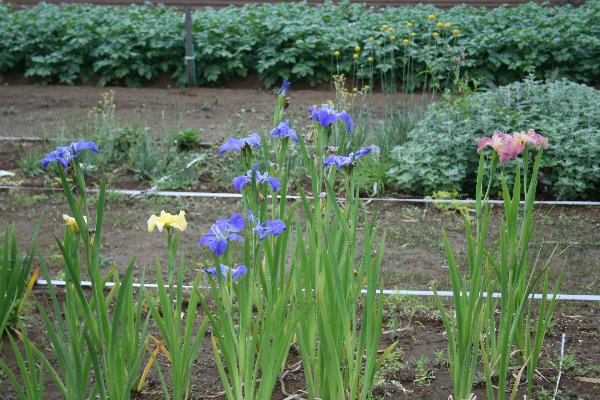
388,77,600,199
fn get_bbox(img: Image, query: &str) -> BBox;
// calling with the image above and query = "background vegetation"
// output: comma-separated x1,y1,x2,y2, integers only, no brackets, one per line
1,1,599,87
388,78,600,199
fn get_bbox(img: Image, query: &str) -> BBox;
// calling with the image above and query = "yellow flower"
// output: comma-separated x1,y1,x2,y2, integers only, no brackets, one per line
377,41,382,46
433,32,440,38
411,32,416,37
147,210,187,233
437,22,443,28
428,14,435,21
403,38,409,45
353,53,359,59
390,35,396,41
407,22,413,28
367,56,373,62
445,22,452,29
369,37,374,42
453,29,461,35
334,50,340,57
354,45,361,52
363,84,370,89
63,214,88,233
382,24,388,30
387,27,394,32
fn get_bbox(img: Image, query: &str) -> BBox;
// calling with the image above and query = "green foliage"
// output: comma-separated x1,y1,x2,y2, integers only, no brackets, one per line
18,150,45,177
1,2,599,87
172,128,202,151
389,78,600,199
0,222,40,336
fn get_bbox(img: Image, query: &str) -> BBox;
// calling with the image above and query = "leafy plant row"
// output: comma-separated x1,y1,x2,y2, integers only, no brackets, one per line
1,1,599,87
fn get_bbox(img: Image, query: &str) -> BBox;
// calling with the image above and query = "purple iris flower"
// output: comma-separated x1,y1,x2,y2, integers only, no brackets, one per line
323,147,371,169
199,214,245,255
308,104,354,133
247,211,286,241
269,119,298,142
202,264,248,281
278,80,291,96
70,140,99,154
233,165,280,192
255,220,286,241
41,140,99,169
218,133,261,156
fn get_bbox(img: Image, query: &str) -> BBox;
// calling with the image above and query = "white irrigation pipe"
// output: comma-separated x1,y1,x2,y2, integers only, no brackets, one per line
553,333,567,400
35,279,600,301
2,186,600,206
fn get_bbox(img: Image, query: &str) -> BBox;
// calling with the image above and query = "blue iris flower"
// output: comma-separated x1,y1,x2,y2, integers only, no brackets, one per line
278,80,291,96
199,214,245,255
247,211,286,241
323,147,371,169
41,140,99,169
202,264,248,281
233,165,280,192
269,119,298,142
308,104,354,132
218,133,261,156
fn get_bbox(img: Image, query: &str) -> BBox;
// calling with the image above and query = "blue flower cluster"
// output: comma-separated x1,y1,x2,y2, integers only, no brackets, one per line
308,104,354,133
323,147,371,169
233,165,280,192
41,140,98,169
218,133,261,156
269,119,298,142
202,264,248,280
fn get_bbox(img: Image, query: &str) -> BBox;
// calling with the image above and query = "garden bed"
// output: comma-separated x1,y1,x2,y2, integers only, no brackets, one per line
1,81,599,399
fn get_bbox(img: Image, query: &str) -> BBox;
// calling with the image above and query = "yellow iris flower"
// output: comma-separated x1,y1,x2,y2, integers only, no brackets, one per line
147,210,188,233
63,214,88,233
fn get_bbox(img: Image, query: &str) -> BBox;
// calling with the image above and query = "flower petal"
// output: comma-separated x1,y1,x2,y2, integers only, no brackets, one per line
336,110,354,132
231,265,248,280
70,140,99,154
355,147,371,159
211,238,228,256
233,176,251,190
245,133,261,148
228,214,245,232
266,177,280,192
277,80,291,96
218,138,244,156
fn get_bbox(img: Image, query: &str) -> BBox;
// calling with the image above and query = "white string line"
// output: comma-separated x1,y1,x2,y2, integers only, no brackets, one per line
35,280,600,301
2,186,600,206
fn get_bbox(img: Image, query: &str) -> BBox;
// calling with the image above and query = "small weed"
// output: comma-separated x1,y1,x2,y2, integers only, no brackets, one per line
12,194,49,207
433,348,447,367
172,128,202,151
373,348,405,392
427,189,473,217
412,356,434,387
18,151,45,177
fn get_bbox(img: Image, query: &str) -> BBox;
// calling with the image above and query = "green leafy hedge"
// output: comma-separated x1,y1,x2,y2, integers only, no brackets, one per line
1,1,600,87
388,78,600,200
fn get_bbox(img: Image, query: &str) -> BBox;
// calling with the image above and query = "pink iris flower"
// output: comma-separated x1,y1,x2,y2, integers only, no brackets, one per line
512,129,549,150
477,131,522,163
477,130,548,163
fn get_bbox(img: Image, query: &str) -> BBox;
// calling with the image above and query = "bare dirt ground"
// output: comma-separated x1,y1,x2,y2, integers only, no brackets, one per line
0,81,406,143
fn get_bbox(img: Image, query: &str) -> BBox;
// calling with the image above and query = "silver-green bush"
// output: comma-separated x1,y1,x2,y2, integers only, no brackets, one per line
388,77,600,199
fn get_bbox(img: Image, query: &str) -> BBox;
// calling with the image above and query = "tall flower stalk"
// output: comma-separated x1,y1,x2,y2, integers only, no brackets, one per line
8,141,151,400
435,130,562,400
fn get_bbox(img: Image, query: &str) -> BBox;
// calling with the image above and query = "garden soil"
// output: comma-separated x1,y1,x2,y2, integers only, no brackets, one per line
0,80,413,142
1,83,599,399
